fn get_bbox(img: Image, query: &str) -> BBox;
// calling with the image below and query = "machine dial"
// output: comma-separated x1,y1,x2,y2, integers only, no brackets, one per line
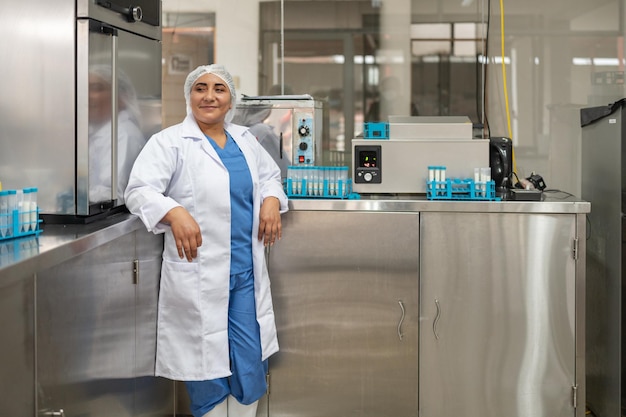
299,142,308,151
298,125,310,137
364,172,373,182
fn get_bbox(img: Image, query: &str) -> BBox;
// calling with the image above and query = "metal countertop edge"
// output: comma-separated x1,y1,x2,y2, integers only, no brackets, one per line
287,198,591,214
0,214,145,286
1,197,591,286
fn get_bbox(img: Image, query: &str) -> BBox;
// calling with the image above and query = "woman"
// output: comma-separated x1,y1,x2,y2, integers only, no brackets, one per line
125,64,288,417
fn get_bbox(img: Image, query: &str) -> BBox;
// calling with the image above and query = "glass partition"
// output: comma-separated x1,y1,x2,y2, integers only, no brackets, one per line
259,0,486,163
162,0,626,196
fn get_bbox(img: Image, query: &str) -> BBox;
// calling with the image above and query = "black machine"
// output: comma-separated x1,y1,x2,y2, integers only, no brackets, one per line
489,137,513,197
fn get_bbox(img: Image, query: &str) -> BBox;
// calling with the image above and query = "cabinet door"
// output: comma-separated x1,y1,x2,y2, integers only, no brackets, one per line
419,212,577,417
268,211,419,417
37,229,172,417
0,271,35,416
37,232,137,416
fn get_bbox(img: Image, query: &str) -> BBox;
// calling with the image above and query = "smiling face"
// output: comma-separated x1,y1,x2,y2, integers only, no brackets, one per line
189,73,232,130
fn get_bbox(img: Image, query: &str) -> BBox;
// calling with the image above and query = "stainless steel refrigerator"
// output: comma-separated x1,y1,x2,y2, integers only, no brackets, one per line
581,100,626,417
0,0,162,220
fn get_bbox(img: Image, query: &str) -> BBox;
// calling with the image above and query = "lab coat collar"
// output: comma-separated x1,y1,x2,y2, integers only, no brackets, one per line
180,114,253,166
180,114,249,141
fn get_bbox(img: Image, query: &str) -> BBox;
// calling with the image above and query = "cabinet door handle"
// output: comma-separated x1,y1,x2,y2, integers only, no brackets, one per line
397,300,405,341
42,410,65,417
433,299,441,340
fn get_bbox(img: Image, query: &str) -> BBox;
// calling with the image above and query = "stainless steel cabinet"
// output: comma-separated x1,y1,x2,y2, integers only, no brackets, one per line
0,264,35,416
36,229,171,417
0,0,161,217
268,210,420,417
419,212,582,417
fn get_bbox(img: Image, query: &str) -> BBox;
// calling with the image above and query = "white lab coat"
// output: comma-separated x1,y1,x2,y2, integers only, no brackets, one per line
124,114,288,381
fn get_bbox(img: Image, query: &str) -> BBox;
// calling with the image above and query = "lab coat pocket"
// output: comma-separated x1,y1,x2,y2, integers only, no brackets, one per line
160,259,200,309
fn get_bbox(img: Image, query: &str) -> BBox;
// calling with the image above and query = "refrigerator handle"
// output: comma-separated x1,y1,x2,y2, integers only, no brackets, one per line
110,33,118,203
88,19,119,203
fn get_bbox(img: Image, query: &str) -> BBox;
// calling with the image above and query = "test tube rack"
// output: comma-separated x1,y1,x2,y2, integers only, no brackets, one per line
0,208,42,241
285,166,361,199
426,166,500,201
0,188,42,242
427,179,500,201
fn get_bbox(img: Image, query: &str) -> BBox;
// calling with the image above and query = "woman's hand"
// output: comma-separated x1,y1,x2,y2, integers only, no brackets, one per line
258,197,282,246
162,206,202,262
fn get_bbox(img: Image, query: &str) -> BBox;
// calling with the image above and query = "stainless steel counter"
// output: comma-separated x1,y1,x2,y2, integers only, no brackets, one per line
288,193,590,213
0,195,590,284
1,211,173,417
0,213,144,285
0,196,591,417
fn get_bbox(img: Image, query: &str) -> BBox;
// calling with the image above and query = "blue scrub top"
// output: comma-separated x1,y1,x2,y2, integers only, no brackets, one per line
206,133,254,274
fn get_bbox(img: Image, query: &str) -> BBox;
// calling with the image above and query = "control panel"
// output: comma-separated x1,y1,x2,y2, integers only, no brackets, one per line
354,145,382,184
293,112,315,165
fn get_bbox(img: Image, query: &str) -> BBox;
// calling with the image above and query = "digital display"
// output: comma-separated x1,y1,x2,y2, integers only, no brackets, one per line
359,151,378,168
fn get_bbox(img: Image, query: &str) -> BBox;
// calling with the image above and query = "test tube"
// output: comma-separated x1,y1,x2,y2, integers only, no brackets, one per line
290,166,297,195
299,166,306,196
7,190,17,237
312,167,319,196
21,188,32,233
15,189,25,233
287,166,296,194
287,167,292,194
427,166,434,195
309,166,315,196
339,167,349,197
0,190,8,238
299,167,305,196
326,167,332,197
438,167,447,196
481,167,491,197
308,167,314,196
29,187,38,231
474,168,481,196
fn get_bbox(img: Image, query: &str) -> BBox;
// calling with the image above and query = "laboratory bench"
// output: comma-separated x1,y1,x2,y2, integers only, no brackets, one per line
0,195,590,417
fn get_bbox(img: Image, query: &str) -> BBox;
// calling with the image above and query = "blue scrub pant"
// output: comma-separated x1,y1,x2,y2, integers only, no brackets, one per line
185,269,268,417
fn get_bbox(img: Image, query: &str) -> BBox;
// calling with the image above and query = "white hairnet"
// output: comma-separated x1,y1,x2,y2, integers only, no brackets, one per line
184,64,237,123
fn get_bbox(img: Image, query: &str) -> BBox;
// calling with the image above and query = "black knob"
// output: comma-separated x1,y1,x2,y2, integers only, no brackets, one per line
299,142,308,151
298,125,310,137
